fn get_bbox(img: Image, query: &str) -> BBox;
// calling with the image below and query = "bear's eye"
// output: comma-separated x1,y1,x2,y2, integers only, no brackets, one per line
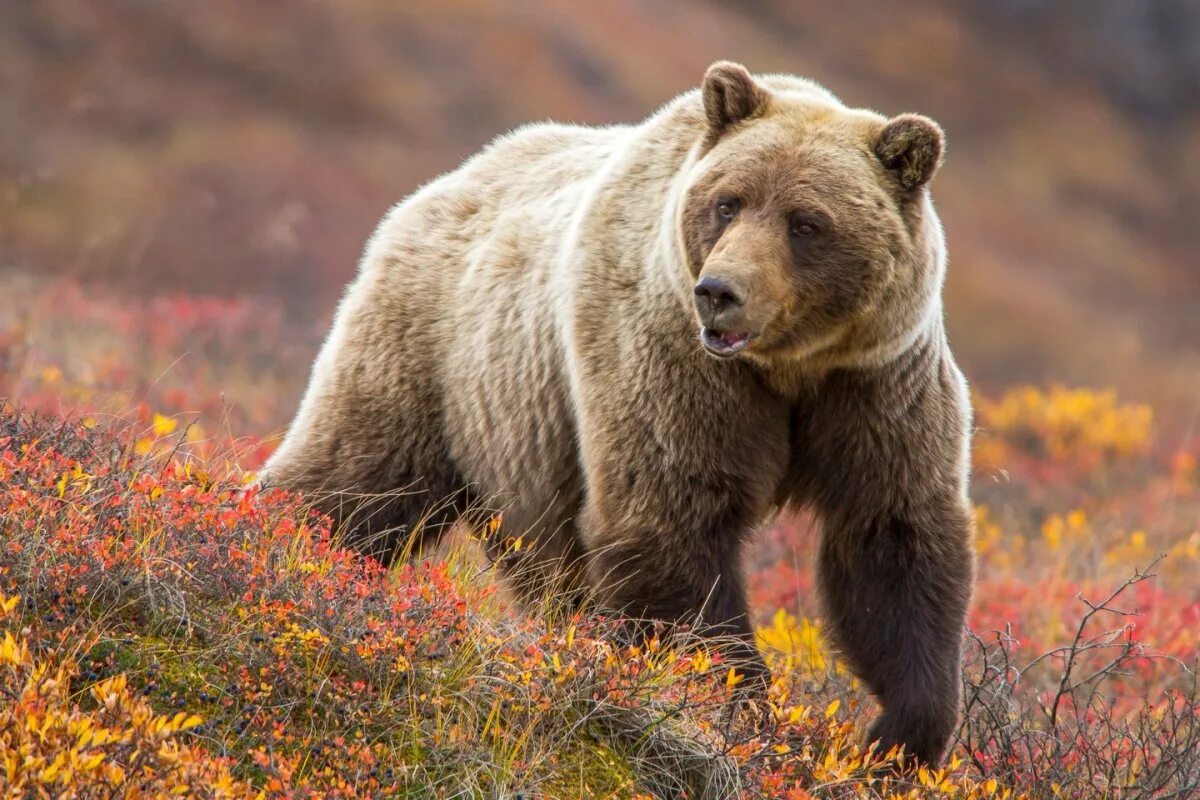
790,219,818,238
716,198,740,221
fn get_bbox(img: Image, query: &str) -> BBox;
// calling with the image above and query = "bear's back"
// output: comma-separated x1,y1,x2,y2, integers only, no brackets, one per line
430,123,636,530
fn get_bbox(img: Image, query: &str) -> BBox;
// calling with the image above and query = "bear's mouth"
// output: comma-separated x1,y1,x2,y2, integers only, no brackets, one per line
700,327,756,358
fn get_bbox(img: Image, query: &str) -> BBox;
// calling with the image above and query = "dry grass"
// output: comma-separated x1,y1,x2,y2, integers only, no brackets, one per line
1,276,1198,797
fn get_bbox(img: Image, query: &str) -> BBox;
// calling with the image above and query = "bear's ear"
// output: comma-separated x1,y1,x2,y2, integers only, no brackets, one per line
701,61,769,139
873,114,945,192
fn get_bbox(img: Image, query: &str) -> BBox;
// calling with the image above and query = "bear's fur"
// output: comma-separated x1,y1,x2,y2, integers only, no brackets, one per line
263,62,975,765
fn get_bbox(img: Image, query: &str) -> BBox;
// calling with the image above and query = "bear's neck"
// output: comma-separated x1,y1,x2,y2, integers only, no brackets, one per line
760,318,948,401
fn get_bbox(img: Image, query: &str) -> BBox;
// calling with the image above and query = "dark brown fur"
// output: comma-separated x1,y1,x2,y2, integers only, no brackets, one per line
264,62,975,766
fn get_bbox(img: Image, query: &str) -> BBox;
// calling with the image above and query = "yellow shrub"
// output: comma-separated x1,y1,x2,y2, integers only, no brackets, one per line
975,386,1152,464
0,593,259,800
757,609,831,675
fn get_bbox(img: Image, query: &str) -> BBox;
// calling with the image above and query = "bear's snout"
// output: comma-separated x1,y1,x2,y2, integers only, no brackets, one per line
693,276,746,328
694,275,758,357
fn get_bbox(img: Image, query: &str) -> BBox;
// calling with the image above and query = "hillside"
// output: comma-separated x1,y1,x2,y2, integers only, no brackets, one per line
1,282,1199,795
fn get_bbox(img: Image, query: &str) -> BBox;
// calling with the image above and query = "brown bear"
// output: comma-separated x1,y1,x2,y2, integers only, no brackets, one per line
262,61,975,766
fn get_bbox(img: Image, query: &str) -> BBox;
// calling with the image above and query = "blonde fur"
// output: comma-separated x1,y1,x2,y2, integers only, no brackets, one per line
265,62,974,765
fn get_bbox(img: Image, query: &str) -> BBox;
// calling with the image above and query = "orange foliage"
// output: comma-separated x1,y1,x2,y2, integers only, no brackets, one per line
1,276,1198,795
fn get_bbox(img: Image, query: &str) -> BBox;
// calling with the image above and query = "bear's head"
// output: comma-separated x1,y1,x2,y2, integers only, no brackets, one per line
679,61,947,368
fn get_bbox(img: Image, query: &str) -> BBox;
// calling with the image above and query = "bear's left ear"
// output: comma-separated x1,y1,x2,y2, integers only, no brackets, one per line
702,61,769,139
873,114,945,192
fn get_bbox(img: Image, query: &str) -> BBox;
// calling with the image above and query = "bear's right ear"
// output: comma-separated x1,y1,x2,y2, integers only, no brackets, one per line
873,114,945,193
702,61,769,140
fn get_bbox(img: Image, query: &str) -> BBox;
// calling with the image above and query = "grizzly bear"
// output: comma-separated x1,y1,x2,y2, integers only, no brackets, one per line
263,61,975,766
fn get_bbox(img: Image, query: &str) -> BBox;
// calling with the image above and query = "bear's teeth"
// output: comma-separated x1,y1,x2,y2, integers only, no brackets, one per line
701,327,751,354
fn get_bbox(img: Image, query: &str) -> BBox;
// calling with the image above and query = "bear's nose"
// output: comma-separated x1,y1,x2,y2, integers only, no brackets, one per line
693,276,745,318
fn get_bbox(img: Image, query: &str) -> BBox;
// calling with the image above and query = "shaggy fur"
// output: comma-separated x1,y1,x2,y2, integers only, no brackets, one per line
263,62,975,765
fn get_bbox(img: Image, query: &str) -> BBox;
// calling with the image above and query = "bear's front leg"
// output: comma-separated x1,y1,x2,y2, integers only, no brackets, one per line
817,501,973,765
581,503,770,690
795,342,975,766
572,361,789,693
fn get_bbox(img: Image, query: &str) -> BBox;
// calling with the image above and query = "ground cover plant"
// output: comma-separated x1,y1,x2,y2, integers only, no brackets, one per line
1,276,1197,797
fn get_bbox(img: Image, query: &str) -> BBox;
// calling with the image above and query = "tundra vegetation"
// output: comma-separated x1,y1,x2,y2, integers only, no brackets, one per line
0,276,1197,798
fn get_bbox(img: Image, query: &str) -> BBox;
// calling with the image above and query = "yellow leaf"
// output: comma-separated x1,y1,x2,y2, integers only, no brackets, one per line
0,631,26,666
76,727,93,749
39,753,65,784
725,667,744,688
824,699,840,718
105,763,126,785
152,413,177,437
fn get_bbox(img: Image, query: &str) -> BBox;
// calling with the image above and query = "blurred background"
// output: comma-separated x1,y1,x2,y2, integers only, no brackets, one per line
1,0,1198,437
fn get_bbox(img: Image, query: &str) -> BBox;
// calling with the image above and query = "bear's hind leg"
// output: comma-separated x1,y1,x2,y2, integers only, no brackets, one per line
262,375,475,566
265,439,475,565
